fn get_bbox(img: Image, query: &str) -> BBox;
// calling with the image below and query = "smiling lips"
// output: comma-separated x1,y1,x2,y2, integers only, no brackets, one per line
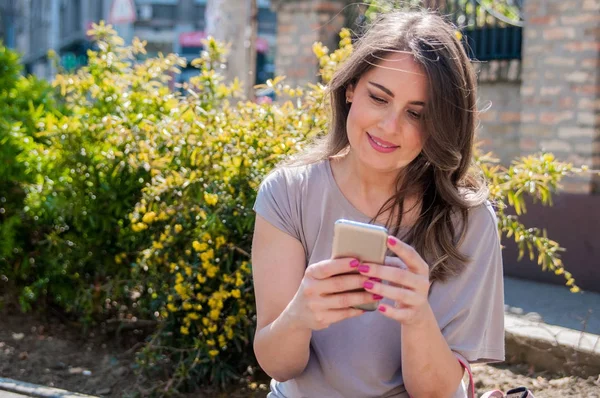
367,132,399,153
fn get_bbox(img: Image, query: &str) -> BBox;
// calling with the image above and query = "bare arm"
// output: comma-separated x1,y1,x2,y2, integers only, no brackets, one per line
252,215,374,382
252,215,311,382
400,307,464,397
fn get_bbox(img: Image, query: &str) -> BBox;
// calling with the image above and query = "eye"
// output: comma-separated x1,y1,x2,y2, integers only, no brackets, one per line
369,93,387,104
407,110,421,120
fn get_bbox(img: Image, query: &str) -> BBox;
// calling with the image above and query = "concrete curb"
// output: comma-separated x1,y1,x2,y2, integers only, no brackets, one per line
504,314,600,377
0,378,97,398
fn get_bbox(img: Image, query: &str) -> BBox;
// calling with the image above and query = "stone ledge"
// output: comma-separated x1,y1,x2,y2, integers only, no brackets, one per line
0,378,97,398
504,314,600,377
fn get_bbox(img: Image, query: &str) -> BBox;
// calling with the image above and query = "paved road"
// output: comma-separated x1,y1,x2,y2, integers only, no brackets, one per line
504,275,600,335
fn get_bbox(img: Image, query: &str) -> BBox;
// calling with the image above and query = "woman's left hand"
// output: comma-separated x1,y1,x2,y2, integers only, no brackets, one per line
358,235,432,325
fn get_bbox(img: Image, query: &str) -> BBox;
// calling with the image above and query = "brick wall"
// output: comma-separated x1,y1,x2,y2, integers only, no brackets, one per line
475,60,522,165
520,0,600,193
272,0,347,88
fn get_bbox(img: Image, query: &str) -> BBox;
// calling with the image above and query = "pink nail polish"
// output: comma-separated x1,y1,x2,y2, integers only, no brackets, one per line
387,237,397,246
378,305,387,312
373,294,384,300
363,281,374,289
358,265,370,273
350,259,360,267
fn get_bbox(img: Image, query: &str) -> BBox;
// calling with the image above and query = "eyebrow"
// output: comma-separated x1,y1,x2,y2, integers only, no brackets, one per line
368,81,425,106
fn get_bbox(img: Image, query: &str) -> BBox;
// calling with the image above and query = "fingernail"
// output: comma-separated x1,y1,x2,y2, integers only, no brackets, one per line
363,281,374,289
388,237,397,246
373,294,384,300
378,305,387,312
350,259,360,267
358,265,370,273
368,277,382,282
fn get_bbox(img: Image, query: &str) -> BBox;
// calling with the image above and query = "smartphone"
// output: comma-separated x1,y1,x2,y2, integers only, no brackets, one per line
331,219,388,311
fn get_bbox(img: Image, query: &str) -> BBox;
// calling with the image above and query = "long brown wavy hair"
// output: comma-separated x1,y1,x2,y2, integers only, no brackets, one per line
286,10,488,282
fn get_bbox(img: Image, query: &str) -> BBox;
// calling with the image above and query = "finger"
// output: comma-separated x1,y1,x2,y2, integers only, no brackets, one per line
327,307,365,324
386,236,429,276
375,303,413,322
322,291,378,309
362,279,420,306
320,273,369,294
305,257,360,280
384,256,408,270
358,263,429,292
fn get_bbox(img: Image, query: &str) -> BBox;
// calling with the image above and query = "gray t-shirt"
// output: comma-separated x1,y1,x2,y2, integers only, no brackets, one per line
253,159,505,398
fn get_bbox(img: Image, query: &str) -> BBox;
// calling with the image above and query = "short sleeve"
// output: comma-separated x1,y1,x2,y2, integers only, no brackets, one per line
429,203,505,364
253,168,302,241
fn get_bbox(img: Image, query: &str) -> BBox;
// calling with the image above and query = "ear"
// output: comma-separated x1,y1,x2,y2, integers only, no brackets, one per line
345,84,355,103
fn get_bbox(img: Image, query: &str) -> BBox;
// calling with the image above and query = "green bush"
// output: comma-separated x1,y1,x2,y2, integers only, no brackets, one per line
0,43,62,310
0,22,583,395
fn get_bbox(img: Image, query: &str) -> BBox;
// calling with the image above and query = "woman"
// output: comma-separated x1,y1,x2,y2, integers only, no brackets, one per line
251,10,504,398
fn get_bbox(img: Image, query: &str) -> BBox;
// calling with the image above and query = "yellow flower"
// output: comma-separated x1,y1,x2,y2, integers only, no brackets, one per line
202,317,210,326
184,266,192,276
158,211,169,221
175,273,184,284
193,241,208,252
174,224,183,233
208,324,217,333
207,267,217,278
207,339,216,346
188,312,199,320
167,303,178,312
152,241,164,250
204,192,218,206
215,236,226,249
570,286,580,293
132,222,148,232
454,30,463,41
142,211,156,224
209,309,220,320
180,326,189,335
201,232,211,242
183,302,192,311
209,349,219,357
200,249,214,262
197,274,206,283
231,289,241,299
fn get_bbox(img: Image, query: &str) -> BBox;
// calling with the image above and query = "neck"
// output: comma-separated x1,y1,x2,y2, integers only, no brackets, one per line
343,150,399,196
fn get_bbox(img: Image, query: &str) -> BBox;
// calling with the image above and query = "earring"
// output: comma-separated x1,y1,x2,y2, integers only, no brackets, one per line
346,97,351,104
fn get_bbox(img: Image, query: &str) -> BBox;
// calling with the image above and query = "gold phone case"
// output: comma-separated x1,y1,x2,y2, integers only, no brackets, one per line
331,219,388,311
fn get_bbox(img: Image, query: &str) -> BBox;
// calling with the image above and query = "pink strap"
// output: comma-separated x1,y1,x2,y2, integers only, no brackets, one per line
456,357,476,398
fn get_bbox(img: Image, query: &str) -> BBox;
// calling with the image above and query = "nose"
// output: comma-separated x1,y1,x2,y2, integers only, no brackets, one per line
378,109,400,135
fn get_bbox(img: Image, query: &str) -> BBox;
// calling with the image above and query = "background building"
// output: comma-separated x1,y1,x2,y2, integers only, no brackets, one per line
2,0,276,85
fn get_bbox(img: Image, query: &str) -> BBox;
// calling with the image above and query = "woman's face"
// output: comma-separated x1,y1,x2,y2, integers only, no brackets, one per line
345,53,428,174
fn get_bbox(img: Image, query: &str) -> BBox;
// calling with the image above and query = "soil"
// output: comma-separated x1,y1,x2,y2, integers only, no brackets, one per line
1,310,599,397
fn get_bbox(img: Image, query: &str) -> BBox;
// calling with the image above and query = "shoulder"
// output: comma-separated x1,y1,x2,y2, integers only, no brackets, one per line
466,201,498,233
259,160,328,192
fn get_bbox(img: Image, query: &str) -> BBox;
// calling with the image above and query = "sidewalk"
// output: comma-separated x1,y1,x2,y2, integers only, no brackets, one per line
503,276,600,377
504,276,600,335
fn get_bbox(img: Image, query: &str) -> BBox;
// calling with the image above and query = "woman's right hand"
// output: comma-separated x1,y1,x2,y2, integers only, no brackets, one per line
284,258,378,331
